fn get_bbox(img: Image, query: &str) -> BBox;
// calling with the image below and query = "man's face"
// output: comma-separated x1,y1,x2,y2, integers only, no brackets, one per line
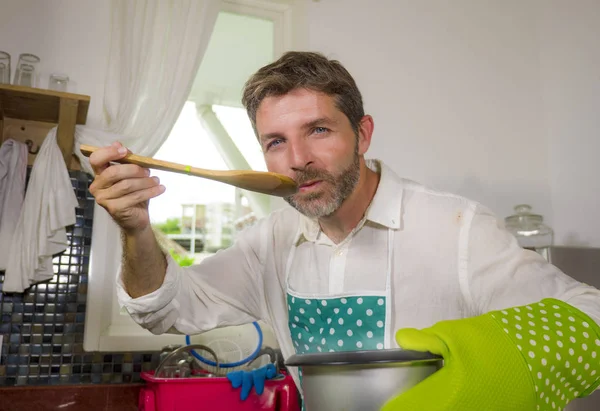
255,88,366,218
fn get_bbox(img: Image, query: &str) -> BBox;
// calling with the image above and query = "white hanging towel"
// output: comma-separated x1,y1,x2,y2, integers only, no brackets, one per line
3,128,78,293
0,139,28,270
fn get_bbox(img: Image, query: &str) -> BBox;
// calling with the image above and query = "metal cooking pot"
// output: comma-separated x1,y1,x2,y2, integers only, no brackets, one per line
285,349,443,411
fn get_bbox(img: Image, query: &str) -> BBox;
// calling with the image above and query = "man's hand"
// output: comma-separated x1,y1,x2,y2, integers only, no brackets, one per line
88,141,165,234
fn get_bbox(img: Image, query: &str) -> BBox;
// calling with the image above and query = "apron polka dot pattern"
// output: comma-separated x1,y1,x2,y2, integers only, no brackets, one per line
287,294,387,353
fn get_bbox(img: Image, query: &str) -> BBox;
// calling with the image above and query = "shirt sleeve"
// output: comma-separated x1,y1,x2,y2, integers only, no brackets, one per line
462,203,600,325
116,218,269,335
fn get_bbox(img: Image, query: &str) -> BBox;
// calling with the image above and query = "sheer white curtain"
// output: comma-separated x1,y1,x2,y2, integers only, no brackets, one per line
3,0,219,292
74,0,220,172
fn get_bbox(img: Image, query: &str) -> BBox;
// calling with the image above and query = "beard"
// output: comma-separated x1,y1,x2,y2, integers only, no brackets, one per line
285,148,360,218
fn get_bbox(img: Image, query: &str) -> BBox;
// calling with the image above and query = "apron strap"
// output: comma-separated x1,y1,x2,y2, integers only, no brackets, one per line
384,227,394,348
284,226,303,290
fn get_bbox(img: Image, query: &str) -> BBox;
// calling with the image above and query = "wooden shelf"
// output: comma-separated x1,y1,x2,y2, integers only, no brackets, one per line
0,84,90,124
0,84,91,169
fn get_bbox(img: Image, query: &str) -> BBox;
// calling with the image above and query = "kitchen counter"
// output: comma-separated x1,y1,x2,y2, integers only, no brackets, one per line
551,246,600,411
0,383,143,411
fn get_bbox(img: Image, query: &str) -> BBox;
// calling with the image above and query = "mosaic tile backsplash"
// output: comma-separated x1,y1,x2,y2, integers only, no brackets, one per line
0,170,160,387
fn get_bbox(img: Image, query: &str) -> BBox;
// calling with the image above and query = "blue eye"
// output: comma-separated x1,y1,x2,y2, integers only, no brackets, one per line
266,138,283,150
314,127,328,134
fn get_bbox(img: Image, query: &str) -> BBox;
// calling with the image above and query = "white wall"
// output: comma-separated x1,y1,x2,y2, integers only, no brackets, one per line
306,0,552,227
1,0,598,246
535,0,600,247
305,0,600,246
0,0,110,128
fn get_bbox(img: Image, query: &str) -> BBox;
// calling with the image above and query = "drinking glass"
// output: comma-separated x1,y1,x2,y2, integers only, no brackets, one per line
0,51,10,84
13,53,40,87
49,73,69,92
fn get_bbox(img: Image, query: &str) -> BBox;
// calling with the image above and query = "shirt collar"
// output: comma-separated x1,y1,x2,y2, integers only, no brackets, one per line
295,159,404,245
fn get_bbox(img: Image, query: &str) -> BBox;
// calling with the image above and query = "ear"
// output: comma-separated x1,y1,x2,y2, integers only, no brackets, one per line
357,115,374,155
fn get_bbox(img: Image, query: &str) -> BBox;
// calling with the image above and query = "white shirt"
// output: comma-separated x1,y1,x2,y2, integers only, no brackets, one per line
118,159,600,384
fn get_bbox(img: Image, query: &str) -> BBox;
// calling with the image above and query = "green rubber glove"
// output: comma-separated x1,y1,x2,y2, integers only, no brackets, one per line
381,298,600,411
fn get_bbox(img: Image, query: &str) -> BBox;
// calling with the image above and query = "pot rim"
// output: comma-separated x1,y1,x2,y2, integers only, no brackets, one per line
285,349,442,367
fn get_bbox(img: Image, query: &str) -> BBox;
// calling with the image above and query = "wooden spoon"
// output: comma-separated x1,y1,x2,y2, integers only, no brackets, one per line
79,144,298,197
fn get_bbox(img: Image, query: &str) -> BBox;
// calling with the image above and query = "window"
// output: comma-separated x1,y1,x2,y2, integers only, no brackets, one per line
149,10,274,262
84,0,303,352
148,102,261,260
149,10,278,261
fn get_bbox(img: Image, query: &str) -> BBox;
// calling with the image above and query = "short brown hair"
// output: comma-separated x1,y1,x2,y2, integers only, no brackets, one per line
242,51,364,135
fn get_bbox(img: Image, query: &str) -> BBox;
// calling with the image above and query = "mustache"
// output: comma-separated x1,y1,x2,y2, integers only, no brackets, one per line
293,167,335,186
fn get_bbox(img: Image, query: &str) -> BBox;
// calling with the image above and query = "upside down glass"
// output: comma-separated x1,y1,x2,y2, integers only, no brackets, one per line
49,73,69,92
13,53,40,87
0,51,10,84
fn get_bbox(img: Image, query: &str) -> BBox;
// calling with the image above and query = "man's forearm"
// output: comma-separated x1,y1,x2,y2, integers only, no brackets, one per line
121,226,167,298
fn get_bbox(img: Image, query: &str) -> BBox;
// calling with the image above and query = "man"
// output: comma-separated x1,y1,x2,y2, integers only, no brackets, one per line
89,51,600,410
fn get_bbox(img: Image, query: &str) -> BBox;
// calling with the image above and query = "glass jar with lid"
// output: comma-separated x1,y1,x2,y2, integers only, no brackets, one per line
504,204,553,261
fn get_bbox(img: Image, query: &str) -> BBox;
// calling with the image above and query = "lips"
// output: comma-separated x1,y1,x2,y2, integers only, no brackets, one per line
299,180,322,191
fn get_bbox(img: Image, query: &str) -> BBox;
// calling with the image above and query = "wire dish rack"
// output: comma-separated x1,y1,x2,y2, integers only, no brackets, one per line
138,344,300,411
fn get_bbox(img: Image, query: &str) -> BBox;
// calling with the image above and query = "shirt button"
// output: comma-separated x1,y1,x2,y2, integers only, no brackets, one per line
337,250,344,256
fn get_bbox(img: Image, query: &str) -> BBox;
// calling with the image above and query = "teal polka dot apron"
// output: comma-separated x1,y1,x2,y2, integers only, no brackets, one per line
287,294,388,353
286,228,394,407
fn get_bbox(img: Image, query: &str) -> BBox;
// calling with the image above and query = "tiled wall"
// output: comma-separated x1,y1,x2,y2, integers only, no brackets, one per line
0,170,160,386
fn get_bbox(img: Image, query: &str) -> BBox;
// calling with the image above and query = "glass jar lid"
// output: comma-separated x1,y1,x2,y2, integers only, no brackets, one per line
505,204,552,237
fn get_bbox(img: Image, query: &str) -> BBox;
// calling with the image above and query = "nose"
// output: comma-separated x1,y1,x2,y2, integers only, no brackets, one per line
288,139,313,171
